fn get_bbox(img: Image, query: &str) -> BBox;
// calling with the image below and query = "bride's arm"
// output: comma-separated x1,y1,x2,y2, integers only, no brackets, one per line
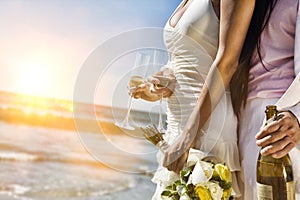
163,0,256,173
192,0,257,129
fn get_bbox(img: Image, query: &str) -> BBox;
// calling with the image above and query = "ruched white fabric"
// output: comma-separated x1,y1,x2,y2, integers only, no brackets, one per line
151,0,241,199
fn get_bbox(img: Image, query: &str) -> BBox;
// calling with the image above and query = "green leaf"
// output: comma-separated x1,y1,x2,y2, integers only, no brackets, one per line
219,180,232,190
180,170,188,178
211,174,221,182
161,190,173,197
165,185,173,190
180,168,192,183
174,180,182,185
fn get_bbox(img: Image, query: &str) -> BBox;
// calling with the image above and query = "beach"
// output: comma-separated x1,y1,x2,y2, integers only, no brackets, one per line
0,122,157,200
0,92,164,200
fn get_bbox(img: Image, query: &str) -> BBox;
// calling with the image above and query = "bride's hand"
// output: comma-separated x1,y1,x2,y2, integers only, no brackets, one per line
163,102,202,173
131,67,176,101
131,82,161,102
162,137,190,174
147,68,176,98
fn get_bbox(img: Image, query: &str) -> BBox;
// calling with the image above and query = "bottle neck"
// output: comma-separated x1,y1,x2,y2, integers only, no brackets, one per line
260,105,280,160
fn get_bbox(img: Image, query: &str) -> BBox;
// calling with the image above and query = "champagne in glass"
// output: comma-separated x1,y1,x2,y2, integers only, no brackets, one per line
115,75,144,130
129,75,145,92
115,52,150,130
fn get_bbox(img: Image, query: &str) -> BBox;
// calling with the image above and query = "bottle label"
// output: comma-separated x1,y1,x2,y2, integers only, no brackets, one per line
257,182,295,200
257,182,273,200
287,181,295,200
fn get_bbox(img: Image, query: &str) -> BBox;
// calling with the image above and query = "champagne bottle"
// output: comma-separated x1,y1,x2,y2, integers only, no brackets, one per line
256,105,295,200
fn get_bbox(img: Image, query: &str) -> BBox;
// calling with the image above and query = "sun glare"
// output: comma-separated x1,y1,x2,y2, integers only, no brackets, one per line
17,62,53,97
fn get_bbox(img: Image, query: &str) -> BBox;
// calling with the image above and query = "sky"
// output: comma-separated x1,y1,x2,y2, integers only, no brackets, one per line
0,0,181,109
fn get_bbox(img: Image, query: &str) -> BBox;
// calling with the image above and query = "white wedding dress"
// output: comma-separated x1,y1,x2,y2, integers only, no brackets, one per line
151,0,241,199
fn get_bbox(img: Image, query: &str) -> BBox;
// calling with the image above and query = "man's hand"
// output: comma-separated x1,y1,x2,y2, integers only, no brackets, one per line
256,111,300,158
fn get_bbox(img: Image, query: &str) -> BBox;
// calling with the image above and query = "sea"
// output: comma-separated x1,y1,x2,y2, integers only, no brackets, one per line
0,91,166,200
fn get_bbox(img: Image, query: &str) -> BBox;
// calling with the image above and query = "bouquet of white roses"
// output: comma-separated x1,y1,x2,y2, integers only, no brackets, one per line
141,125,232,200
160,149,232,200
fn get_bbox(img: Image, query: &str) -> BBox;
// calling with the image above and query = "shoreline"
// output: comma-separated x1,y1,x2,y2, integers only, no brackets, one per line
0,175,156,200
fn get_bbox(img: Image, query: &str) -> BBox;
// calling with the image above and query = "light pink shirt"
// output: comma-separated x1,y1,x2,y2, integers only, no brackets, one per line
247,0,298,100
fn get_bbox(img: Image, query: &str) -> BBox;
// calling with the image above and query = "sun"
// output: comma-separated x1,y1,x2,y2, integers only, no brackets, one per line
17,61,53,97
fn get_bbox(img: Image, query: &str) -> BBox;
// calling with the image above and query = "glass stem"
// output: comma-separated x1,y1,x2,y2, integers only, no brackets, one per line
158,95,164,132
123,96,133,124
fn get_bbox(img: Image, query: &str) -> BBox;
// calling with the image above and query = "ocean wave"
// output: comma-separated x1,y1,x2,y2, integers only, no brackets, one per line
0,183,135,199
0,150,113,170
5,179,136,199
81,180,135,197
0,184,31,198
0,152,41,162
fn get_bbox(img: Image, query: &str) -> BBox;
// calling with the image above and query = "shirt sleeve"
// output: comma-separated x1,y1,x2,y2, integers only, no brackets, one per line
293,1,300,150
276,4,300,111
288,103,300,150
295,2,300,75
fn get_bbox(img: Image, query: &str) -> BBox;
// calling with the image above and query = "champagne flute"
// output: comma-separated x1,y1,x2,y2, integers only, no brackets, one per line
152,50,171,133
153,75,169,133
115,53,150,130
115,75,144,130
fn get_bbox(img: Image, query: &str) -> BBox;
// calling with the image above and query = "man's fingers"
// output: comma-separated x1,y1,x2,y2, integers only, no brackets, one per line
256,131,284,147
256,121,281,140
256,115,292,140
260,136,293,156
256,127,295,148
272,143,295,159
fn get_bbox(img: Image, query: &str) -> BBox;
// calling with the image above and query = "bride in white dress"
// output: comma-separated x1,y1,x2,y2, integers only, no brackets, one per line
132,0,241,199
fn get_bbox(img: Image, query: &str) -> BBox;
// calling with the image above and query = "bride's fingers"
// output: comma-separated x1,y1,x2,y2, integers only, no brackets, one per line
164,151,179,171
132,93,141,99
162,90,173,98
173,157,187,174
166,152,188,174
169,162,181,174
147,76,160,84
166,160,176,171
151,87,172,96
